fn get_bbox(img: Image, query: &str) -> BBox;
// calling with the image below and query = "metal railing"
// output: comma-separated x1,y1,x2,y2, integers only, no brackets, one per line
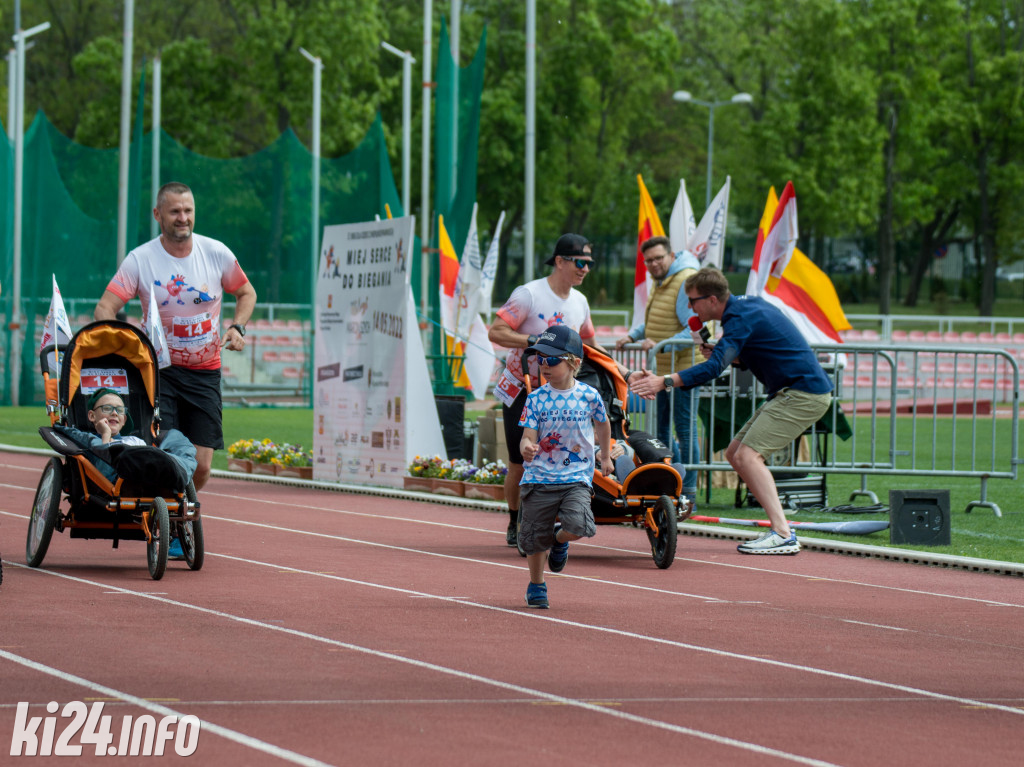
612,339,1020,517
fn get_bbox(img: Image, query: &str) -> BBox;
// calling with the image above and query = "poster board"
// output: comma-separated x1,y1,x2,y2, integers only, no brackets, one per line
312,216,445,487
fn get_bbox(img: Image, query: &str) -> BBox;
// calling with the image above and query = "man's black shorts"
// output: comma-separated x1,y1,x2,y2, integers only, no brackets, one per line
158,366,224,449
502,388,528,465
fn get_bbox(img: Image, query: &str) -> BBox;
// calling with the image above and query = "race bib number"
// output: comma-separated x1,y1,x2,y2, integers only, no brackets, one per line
80,369,129,394
171,313,214,347
494,369,524,407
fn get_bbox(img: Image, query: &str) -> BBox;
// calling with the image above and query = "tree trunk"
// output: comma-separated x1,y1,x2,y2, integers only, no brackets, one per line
904,204,959,308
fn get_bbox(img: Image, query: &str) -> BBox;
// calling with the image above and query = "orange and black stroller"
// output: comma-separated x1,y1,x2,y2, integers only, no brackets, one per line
27,320,203,580
523,346,689,569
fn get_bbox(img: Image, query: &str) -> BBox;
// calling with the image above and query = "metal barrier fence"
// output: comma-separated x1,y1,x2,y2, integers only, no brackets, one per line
612,340,1020,517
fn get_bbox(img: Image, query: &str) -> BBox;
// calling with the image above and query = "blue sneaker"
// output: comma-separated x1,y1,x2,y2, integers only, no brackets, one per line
168,537,185,561
525,582,549,609
548,523,569,573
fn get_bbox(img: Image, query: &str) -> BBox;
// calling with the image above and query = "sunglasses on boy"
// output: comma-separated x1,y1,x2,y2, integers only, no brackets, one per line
538,356,567,367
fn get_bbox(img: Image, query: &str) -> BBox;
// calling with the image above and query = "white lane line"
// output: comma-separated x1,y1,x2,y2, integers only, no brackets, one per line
0,565,844,767
11,559,1024,722
0,649,335,767
2,503,1023,610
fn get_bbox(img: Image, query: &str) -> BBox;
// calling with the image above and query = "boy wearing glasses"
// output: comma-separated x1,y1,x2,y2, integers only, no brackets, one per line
518,325,611,608
57,388,197,486
629,267,833,555
487,234,619,550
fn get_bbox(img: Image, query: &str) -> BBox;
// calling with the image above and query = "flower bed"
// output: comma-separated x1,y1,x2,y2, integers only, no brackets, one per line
228,438,312,477
405,456,507,499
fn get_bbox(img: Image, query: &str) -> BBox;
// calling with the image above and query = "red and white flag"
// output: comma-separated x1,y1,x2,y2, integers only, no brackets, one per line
39,275,73,377
746,180,798,296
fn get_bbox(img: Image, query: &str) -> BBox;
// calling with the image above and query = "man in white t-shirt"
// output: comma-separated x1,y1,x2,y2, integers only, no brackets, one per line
487,233,620,549
94,182,257,494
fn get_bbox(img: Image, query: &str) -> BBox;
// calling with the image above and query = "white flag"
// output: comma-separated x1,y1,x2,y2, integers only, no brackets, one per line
464,315,499,400
39,275,73,377
669,179,696,257
147,284,172,369
689,177,731,270
454,203,483,340
477,210,505,317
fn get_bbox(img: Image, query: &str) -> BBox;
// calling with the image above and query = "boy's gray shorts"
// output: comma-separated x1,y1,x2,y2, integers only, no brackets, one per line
518,483,596,555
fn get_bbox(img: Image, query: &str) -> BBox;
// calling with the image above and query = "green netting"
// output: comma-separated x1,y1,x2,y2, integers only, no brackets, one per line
430,19,486,389
0,105,405,405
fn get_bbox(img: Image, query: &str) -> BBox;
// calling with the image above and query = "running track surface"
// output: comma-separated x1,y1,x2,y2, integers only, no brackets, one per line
1,450,1022,767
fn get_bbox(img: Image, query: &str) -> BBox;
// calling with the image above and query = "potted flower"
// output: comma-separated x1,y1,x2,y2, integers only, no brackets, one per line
463,460,507,502
277,444,313,479
226,439,256,473
431,458,473,497
251,438,283,475
404,455,439,492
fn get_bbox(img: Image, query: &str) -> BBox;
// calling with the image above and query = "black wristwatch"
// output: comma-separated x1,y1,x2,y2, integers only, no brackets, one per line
527,334,538,347
229,323,247,337
663,374,674,390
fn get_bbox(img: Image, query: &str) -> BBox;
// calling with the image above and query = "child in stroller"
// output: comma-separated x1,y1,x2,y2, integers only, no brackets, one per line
28,320,205,580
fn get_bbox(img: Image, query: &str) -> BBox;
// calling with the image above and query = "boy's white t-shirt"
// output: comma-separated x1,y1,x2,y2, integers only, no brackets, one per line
519,380,607,487
106,234,250,370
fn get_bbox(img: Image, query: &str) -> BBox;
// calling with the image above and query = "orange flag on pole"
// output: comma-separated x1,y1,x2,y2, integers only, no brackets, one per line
633,174,666,329
437,214,471,388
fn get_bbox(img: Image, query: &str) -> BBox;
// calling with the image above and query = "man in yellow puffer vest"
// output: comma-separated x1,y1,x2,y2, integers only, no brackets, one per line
615,236,702,506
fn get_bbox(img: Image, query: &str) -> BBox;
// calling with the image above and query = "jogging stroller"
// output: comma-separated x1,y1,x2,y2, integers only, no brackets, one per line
524,346,689,569
27,320,204,580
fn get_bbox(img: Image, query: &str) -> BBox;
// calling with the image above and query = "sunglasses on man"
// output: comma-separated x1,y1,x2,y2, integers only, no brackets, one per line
559,256,595,270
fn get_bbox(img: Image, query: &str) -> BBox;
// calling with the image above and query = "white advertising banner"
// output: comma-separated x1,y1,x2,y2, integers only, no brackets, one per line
313,216,444,487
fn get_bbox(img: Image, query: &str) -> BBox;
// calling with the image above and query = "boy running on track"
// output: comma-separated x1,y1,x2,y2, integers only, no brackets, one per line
518,325,611,609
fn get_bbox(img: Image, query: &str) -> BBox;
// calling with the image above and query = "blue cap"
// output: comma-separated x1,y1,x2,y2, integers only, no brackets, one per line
528,324,584,358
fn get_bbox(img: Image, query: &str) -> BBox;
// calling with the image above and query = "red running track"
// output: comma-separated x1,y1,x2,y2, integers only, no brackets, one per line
1,450,1023,766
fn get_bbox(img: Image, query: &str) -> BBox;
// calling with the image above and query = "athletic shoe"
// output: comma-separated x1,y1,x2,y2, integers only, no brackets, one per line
505,520,518,547
525,582,549,609
548,522,569,573
168,537,185,561
737,530,800,555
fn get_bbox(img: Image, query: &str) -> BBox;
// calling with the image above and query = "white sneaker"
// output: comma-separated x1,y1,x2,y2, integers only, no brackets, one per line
737,530,800,555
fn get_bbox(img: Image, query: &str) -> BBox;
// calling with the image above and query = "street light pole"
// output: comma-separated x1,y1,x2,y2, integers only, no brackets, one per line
672,90,752,209
381,41,416,217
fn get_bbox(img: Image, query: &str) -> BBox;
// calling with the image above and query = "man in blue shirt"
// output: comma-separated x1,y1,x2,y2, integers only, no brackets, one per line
629,267,833,555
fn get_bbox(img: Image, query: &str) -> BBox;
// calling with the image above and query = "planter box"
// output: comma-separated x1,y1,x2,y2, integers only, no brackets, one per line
277,465,313,479
227,457,253,474
252,462,279,476
463,483,506,502
403,475,434,493
431,478,466,497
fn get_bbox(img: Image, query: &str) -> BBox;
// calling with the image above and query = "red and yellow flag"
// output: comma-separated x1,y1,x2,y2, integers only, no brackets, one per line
437,215,471,387
750,186,850,343
633,174,666,328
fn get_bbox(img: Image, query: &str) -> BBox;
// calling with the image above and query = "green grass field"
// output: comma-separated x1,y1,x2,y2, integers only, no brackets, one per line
2,404,1021,565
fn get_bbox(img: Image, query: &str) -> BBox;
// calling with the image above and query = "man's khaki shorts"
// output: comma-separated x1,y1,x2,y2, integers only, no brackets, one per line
734,388,832,460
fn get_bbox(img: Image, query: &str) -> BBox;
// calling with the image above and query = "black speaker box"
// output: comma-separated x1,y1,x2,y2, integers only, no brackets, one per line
889,490,950,545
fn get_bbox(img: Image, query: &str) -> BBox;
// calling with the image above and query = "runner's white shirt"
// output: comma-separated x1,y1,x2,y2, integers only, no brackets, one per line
494,277,596,386
105,234,250,370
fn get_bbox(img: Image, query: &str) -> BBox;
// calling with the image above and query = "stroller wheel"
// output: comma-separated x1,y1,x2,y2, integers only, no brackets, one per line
147,497,170,581
646,495,678,570
27,458,63,568
178,481,205,571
